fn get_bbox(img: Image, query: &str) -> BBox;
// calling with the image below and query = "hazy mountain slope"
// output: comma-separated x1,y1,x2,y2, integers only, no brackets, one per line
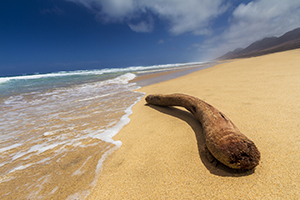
218,27,300,60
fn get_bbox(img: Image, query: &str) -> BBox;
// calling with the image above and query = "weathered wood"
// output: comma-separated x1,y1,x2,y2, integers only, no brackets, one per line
146,93,260,170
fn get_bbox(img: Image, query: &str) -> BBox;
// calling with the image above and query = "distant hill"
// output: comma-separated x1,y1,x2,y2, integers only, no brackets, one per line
218,27,300,60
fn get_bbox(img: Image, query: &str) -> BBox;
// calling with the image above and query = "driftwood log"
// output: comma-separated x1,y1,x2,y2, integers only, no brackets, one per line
146,93,260,170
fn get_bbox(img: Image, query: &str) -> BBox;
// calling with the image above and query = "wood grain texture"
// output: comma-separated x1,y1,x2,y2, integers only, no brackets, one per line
146,93,260,170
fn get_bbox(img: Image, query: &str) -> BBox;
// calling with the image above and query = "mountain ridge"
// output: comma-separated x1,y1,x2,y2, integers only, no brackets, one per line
218,27,300,60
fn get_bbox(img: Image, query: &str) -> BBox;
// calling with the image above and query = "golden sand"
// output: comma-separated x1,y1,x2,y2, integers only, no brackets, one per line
87,49,300,199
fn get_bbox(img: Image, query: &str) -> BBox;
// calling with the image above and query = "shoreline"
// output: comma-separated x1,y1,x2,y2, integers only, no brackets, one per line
87,49,300,199
131,63,215,87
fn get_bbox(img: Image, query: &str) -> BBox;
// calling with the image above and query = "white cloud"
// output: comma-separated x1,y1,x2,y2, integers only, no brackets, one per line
66,0,228,34
40,6,64,15
157,39,164,44
95,0,137,22
67,0,136,22
128,20,153,33
145,0,228,35
206,0,300,58
67,0,300,60
66,0,94,10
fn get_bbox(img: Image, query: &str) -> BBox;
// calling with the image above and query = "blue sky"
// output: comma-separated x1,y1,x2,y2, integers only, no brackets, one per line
1,0,300,76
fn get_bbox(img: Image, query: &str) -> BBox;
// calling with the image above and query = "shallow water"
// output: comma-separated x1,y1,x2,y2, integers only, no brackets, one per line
0,73,143,199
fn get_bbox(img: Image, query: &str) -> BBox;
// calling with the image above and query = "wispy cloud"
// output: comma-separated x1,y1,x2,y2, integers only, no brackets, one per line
128,15,154,33
66,0,300,59
157,39,165,44
40,6,64,15
204,0,300,58
145,0,228,35
66,0,228,35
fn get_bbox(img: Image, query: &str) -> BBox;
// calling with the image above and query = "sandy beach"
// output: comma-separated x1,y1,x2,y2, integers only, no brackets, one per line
87,49,300,199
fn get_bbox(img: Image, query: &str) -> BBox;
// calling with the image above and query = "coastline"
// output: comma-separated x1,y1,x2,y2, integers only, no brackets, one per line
131,62,214,87
87,49,300,199
0,62,215,199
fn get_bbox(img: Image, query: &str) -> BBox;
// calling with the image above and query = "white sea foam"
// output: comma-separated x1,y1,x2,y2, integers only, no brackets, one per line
91,72,136,87
11,142,65,161
101,61,203,74
0,77,10,84
0,62,203,84
0,143,22,153
66,145,119,199
43,127,74,136
112,72,136,84
0,174,13,184
72,156,92,176
9,163,33,174
0,66,147,199
91,144,120,186
76,94,110,102
49,187,59,195
90,93,143,146
11,151,28,161
0,70,105,84
29,143,65,154
43,130,60,136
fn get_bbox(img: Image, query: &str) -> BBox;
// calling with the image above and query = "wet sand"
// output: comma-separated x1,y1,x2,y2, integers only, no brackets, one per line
87,49,300,199
131,63,213,86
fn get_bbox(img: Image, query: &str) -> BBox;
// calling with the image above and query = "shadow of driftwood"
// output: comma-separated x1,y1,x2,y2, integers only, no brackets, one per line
146,104,255,177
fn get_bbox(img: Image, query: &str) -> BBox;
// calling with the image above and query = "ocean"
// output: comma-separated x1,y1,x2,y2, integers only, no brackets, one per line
0,62,206,199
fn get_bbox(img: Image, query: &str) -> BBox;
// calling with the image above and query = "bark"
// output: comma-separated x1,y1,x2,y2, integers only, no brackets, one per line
146,93,260,170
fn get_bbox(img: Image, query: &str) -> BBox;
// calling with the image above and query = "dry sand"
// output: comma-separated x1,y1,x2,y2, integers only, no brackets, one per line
87,49,300,199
